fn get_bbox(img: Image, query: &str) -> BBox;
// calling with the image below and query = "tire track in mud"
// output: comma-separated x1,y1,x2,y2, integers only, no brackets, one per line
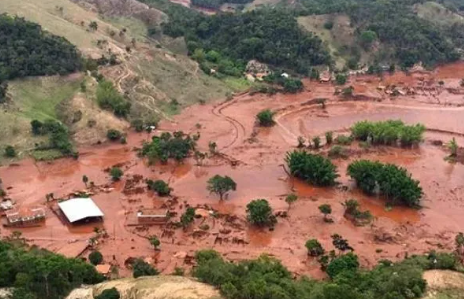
211,99,247,151
274,101,464,143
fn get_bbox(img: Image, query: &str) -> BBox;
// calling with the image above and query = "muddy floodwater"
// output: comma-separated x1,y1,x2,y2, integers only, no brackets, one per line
2,64,464,277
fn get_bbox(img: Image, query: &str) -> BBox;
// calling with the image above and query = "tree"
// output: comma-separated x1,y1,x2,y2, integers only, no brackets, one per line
318,204,332,222
256,109,275,127
89,21,98,31
285,194,298,211
297,136,306,148
194,150,207,166
246,199,276,227
110,167,123,181
82,175,89,188
360,30,377,50
149,235,161,250
285,151,339,186
448,138,458,158
326,253,359,278
208,141,218,155
325,131,333,145
132,259,159,278
335,74,347,85
4,145,16,158
455,232,464,254
95,288,120,299
147,180,172,196
180,207,196,229
305,239,325,256
0,81,8,103
89,251,103,265
331,234,353,253
207,175,236,200
107,129,122,141
312,136,321,149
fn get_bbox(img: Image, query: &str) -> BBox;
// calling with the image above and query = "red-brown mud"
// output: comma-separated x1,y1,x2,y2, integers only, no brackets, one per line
1,65,464,278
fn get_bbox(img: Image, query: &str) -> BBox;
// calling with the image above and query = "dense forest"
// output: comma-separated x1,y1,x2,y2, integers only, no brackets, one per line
193,249,461,299
141,0,331,75
297,0,461,67
0,14,82,80
0,240,104,299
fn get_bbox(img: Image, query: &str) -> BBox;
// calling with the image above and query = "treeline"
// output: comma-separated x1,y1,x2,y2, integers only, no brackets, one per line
191,0,252,10
193,249,461,299
0,240,104,299
297,0,460,67
0,14,82,80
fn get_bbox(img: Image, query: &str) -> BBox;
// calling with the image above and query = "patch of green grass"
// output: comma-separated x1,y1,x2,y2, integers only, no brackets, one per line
30,149,65,161
104,16,150,42
414,2,464,27
9,76,81,121
223,77,253,92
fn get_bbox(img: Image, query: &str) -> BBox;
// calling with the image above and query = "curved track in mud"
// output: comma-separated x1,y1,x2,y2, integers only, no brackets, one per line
274,100,464,143
211,98,247,151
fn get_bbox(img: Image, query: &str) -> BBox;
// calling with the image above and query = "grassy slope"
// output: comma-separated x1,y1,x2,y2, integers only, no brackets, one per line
0,76,82,164
423,270,464,299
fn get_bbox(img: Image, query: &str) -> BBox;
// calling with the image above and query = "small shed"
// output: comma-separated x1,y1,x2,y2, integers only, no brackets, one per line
58,198,104,224
95,264,112,277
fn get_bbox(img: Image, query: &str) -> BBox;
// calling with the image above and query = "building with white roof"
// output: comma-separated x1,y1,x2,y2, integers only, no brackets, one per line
58,198,104,223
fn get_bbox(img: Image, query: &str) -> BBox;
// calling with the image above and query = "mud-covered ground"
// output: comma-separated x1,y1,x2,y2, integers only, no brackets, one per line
1,63,464,278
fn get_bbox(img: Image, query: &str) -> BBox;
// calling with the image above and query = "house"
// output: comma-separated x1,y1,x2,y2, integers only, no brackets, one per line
58,198,104,224
137,208,168,224
4,207,46,227
0,200,13,211
320,71,332,83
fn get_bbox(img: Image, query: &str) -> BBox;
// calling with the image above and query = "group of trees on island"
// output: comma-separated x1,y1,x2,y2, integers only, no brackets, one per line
141,131,198,164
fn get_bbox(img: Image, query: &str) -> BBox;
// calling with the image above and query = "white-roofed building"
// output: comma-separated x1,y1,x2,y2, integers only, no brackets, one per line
58,198,104,223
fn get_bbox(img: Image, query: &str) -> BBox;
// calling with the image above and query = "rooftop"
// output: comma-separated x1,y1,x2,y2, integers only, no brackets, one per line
58,198,104,223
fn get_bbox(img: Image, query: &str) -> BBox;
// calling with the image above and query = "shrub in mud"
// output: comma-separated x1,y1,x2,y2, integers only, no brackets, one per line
141,131,197,164
147,179,172,196
256,109,275,127
351,120,425,147
285,150,339,186
246,199,276,227
347,160,422,207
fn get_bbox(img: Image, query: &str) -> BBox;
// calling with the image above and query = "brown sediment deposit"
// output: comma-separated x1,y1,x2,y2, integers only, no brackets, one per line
1,65,464,278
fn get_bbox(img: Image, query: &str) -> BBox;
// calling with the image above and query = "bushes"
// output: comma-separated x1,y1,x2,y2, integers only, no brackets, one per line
305,239,325,256
256,109,275,127
107,129,123,141
190,247,444,299
96,80,131,118
246,199,276,227
132,259,159,278
110,167,123,181
4,145,16,158
347,160,422,207
89,250,103,265
95,288,120,299
351,120,425,147
328,145,348,158
326,252,359,278
141,131,196,164
285,150,339,186
334,134,352,145
30,120,74,156
0,240,104,298
147,179,171,196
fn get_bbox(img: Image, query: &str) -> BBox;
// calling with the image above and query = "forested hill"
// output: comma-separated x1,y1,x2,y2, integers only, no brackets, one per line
0,14,82,81
297,0,462,67
142,0,464,74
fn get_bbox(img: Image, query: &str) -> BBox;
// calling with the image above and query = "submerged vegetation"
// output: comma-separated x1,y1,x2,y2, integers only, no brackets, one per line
286,150,339,186
141,131,197,164
347,160,423,207
351,120,425,147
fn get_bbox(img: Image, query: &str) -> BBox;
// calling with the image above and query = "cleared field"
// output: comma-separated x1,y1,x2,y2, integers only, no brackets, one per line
414,1,464,27
298,14,372,69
